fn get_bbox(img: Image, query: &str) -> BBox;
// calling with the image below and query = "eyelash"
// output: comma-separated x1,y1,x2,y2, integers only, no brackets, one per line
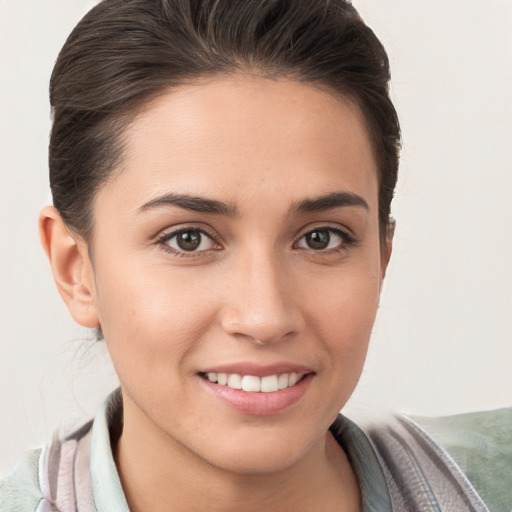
156,225,357,258
156,227,220,258
294,226,357,253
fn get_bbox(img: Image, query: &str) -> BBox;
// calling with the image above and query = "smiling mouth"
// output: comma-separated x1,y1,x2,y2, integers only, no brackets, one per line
199,372,308,393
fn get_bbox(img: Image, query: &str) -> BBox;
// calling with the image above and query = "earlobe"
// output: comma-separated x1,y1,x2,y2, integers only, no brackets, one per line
39,206,100,328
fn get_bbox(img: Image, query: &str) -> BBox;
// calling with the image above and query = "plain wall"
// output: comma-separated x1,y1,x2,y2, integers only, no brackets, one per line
1,0,511,477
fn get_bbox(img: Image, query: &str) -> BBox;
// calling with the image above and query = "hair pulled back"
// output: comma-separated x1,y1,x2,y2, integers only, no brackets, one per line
50,0,400,241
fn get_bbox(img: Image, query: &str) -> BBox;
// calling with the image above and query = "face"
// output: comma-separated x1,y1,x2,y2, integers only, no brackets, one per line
85,76,387,474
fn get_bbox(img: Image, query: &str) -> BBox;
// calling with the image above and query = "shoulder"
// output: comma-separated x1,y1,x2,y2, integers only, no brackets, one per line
361,411,497,511
0,448,43,511
412,407,512,512
0,419,95,512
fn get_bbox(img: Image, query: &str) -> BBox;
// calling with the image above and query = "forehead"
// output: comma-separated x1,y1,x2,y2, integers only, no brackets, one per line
97,76,378,214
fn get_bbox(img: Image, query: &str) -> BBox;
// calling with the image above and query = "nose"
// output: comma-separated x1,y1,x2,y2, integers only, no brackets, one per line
220,251,305,345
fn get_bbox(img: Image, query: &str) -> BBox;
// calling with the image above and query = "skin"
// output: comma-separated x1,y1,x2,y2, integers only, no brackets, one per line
40,76,392,512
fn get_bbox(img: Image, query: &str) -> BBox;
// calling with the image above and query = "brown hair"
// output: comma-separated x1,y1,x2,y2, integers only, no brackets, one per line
50,0,400,241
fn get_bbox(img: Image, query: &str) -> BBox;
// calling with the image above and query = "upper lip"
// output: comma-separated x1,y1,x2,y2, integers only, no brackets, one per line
199,363,314,378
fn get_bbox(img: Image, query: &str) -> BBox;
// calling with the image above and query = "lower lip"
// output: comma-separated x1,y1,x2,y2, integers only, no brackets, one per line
200,373,314,416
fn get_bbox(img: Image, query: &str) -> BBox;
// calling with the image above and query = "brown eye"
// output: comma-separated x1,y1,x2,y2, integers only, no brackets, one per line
297,228,347,251
305,230,330,249
165,229,216,253
176,231,201,251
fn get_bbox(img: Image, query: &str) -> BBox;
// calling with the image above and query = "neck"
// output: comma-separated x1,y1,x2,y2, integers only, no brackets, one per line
115,396,361,512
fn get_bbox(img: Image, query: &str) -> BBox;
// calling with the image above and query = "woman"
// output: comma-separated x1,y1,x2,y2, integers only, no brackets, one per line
0,0,509,510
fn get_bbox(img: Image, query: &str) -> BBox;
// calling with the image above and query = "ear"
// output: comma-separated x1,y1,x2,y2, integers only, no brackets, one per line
380,218,395,282
39,206,100,328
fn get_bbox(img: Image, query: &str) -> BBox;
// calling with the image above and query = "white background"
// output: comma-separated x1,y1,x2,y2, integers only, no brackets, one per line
1,0,511,477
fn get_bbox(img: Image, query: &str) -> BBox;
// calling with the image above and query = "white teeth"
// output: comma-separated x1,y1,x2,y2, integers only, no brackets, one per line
227,374,242,390
288,373,299,386
261,375,279,393
278,374,289,390
205,371,305,392
241,375,261,392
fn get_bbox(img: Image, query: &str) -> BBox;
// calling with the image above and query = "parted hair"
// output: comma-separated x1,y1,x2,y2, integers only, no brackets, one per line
50,0,400,241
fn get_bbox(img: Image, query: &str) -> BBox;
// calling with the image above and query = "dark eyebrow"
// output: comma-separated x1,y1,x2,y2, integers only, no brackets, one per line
138,193,238,217
291,191,369,214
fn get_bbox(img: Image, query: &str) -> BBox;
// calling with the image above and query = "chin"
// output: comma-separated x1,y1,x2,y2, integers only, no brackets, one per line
196,425,321,476
207,448,304,476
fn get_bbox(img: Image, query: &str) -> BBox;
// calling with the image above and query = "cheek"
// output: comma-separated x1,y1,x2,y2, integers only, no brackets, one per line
92,257,218,378
305,260,382,359
312,271,381,411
